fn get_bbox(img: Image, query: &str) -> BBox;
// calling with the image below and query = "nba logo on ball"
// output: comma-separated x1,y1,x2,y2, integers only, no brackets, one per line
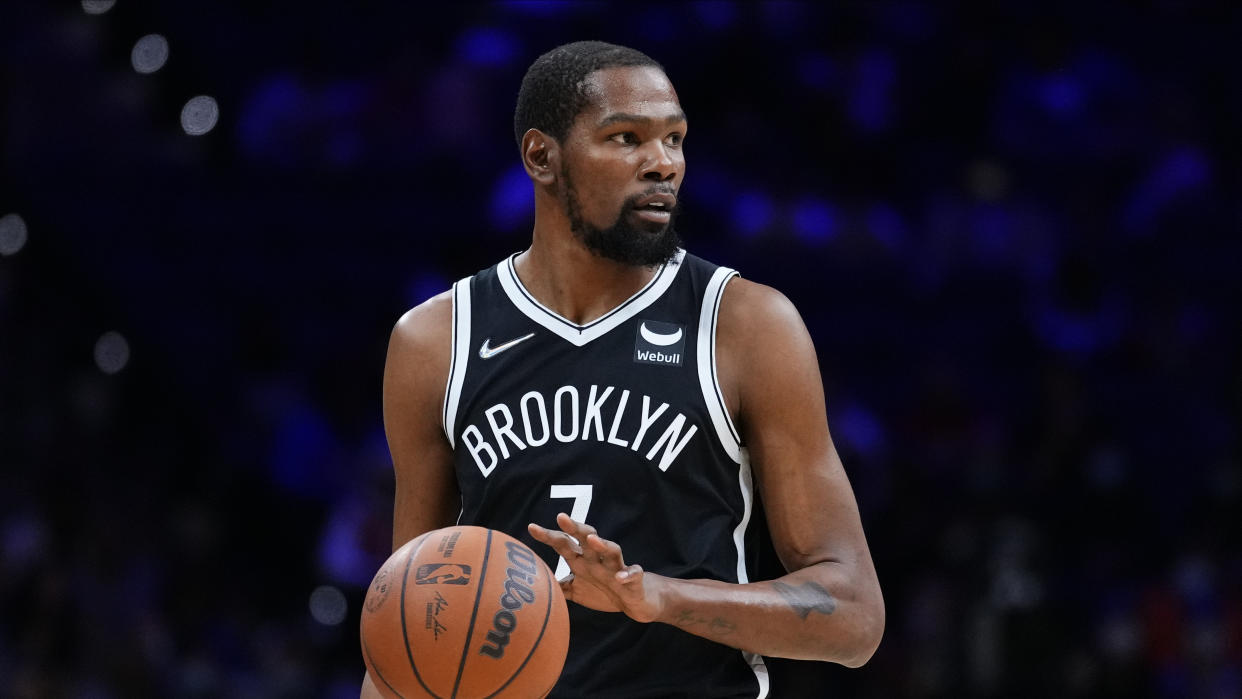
634,320,685,366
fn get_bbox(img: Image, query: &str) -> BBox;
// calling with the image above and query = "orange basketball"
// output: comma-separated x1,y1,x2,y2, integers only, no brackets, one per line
361,526,570,699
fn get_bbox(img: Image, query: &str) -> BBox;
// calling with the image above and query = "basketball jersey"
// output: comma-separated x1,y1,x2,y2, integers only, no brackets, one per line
442,249,770,699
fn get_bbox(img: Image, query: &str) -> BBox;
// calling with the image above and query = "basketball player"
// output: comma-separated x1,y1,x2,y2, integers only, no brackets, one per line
364,41,884,698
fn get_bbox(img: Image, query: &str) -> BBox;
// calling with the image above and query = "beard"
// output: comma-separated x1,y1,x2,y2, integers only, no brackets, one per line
561,166,683,268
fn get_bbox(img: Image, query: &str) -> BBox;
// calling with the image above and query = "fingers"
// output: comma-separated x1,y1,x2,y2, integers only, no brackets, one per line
558,574,577,602
532,515,626,569
527,521,583,558
556,512,596,540
585,533,625,568
616,563,643,583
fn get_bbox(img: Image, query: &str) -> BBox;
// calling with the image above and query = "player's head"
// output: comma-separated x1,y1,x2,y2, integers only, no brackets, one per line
516,41,687,267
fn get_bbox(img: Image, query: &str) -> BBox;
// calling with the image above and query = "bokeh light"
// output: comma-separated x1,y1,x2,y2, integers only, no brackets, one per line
93,331,130,374
0,213,28,256
309,585,348,626
791,197,839,244
180,95,219,136
456,27,520,68
131,34,170,74
967,160,1011,202
731,191,774,238
489,163,534,231
80,0,116,15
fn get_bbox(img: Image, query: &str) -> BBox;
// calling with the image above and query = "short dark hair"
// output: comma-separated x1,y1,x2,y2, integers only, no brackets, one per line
513,41,664,147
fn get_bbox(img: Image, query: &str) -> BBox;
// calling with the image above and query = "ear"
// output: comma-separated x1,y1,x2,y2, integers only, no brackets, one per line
520,128,559,186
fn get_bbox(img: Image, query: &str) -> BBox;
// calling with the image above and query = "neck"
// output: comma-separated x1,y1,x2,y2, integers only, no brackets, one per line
513,230,662,326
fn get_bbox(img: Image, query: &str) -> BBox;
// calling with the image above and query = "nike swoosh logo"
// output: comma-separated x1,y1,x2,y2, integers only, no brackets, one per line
478,332,536,359
639,322,683,347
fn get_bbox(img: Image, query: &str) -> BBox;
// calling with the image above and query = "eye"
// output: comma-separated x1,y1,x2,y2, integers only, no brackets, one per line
665,132,684,147
609,132,640,145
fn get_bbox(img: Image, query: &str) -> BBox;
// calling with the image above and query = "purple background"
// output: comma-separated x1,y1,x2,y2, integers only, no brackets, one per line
2,2,1240,697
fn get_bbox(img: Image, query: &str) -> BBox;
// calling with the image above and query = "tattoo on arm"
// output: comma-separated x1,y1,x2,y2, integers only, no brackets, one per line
772,581,837,620
672,609,737,637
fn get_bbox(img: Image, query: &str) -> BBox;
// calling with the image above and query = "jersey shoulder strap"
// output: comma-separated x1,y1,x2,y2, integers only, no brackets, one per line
442,274,475,446
685,253,743,463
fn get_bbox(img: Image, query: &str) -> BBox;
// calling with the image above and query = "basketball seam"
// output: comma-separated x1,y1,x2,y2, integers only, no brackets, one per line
362,635,407,699
451,528,494,699
399,534,445,699
482,558,558,698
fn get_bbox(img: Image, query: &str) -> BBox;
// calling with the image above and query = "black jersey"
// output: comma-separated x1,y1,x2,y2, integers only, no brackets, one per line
442,249,770,699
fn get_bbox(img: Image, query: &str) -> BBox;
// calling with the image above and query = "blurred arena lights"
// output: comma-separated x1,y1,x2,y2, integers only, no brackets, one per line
309,585,348,626
80,0,116,14
967,160,1011,202
691,0,742,32
864,202,908,251
0,213,29,256
791,197,839,244
131,34,170,74
456,27,520,68
93,331,131,375
488,163,534,231
180,95,219,136
730,191,774,238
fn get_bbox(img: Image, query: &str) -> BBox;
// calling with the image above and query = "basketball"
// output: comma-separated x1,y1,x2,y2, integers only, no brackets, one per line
361,526,570,699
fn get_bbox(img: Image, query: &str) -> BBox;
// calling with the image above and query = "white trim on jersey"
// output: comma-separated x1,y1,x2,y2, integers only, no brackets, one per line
496,248,687,347
746,650,771,699
442,276,473,447
735,447,770,698
703,270,769,698
697,266,743,463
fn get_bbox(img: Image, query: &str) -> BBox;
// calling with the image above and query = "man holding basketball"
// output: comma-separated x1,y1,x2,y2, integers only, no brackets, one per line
367,41,884,698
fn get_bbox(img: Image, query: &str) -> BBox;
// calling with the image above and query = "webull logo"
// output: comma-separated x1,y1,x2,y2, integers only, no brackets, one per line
634,320,685,367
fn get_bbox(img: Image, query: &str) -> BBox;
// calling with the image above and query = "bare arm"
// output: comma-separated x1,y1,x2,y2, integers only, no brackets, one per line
530,278,884,666
660,277,883,664
382,291,459,547
363,291,459,697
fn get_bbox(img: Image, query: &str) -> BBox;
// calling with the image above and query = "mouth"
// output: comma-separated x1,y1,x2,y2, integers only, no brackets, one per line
631,205,672,224
630,192,676,224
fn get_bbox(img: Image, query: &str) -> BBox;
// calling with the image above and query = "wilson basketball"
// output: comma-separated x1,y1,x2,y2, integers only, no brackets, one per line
361,526,570,699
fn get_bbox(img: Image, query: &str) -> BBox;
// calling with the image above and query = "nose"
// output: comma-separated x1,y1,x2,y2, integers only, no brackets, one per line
639,142,678,183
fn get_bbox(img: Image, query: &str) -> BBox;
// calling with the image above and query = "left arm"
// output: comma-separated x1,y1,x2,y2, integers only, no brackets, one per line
530,278,884,666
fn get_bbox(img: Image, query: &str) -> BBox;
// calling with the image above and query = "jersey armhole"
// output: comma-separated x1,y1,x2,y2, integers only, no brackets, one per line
442,276,473,447
703,276,769,697
697,267,743,464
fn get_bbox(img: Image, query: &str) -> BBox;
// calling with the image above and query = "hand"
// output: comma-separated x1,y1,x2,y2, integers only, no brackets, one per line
528,513,666,624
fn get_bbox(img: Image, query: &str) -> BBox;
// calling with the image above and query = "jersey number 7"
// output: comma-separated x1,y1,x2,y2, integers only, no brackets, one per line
550,484,593,580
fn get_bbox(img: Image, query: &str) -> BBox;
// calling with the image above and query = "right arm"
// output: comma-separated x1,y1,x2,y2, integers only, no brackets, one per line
382,290,459,547
363,290,458,698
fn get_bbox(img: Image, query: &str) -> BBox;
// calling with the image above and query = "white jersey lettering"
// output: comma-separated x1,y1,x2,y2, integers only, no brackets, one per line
519,391,550,447
462,424,498,477
645,414,699,472
457,385,699,476
553,385,580,442
485,404,526,458
606,389,631,447
581,384,615,441
630,395,669,454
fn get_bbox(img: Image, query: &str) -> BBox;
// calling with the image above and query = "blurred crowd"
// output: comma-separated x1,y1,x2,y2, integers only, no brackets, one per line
2,2,1239,697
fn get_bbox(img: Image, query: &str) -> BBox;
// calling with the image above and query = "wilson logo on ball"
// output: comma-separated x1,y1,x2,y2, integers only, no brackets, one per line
479,541,539,659
414,563,473,585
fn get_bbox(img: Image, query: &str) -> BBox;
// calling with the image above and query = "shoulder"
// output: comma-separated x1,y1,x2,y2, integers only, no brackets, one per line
386,288,455,384
389,288,454,350
717,276,809,347
391,288,454,348
713,276,818,428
